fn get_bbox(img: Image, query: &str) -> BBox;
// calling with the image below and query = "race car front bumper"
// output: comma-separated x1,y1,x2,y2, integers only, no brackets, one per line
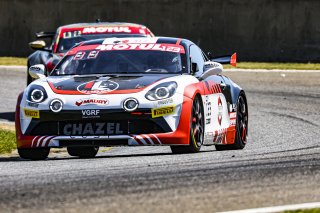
16,96,193,148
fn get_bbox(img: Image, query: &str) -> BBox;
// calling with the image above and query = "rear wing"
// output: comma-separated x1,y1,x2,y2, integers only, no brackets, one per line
35,32,55,39
211,53,237,67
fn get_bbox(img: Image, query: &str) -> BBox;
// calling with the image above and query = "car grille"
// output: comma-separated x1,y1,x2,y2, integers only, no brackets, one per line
29,119,167,136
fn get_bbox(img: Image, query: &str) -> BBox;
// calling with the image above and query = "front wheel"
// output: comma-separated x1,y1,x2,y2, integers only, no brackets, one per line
18,148,50,160
67,146,99,158
215,94,248,151
171,95,204,154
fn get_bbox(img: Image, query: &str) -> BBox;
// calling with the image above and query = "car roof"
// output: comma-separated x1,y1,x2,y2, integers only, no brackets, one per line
59,22,150,29
81,36,193,46
66,37,193,56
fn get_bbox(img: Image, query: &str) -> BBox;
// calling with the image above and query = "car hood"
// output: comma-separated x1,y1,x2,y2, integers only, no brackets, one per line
46,74,179,95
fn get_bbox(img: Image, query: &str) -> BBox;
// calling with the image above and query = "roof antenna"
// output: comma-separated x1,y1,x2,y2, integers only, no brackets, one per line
96,19,101,23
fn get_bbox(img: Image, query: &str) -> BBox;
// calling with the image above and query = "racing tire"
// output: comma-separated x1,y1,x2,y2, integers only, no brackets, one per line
18,148,50,160
171,95,204,154
67,146,99,158
215,94,248,151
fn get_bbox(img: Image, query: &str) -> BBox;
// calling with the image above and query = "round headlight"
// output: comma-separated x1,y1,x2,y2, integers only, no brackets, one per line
155,87,170,99
50,99,63,113
30,89,44,103
123,98,139,112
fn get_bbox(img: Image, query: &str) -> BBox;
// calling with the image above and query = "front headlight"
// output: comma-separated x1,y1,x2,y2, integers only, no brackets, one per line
27,85,47,103
145,81,177,101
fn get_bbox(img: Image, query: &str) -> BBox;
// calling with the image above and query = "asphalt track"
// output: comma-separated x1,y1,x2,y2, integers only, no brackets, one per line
0,68,319,213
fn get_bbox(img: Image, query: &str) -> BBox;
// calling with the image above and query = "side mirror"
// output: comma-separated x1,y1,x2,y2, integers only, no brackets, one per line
200,61,223,79
29,65,46,79
29,40,46,50
191,62,197,75
207,52,213,60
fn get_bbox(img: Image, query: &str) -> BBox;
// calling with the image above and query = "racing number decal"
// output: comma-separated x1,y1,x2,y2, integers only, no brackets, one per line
205,95,212,125
87,50,99,59
63,30,82,39
74,52,86,60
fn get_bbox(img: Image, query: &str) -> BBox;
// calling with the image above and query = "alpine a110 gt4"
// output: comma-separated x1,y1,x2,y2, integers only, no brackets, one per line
27,21,154,84
16,37,248,160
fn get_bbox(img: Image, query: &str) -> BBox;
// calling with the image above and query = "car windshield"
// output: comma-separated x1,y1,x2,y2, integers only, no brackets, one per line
57,34,146,53
52,48,187,75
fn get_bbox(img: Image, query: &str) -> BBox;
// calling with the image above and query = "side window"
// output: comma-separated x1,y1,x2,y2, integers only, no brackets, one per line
189,45,205,75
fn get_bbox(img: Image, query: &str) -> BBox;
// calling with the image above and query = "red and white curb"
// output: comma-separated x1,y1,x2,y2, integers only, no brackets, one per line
217,202,320,213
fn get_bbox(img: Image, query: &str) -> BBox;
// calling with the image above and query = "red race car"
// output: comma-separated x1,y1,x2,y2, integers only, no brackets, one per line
27,21,154,84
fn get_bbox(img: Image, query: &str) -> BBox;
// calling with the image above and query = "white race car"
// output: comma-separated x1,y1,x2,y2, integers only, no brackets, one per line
15,37,248,160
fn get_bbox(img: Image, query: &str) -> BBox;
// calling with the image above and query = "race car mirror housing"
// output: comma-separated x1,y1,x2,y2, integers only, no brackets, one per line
29,40,46,50
200,61,223,79
29,64,46,80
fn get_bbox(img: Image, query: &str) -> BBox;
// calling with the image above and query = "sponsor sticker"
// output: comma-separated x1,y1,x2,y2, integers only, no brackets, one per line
151,106,175,118
82,27,132,34
230,119,236,125
27,102,39,108
81,109,100,119
75,99,109,106
96,43,185,54
217,96,223,126
102,37,158,45
24,109,40,118
77,80,119,94
62,122,124,135
206,118,211,125
157,98,173,106
229,112,237,119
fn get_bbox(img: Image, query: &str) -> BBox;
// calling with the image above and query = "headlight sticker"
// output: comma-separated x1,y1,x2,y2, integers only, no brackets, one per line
151,106,175,118
24,109,40,118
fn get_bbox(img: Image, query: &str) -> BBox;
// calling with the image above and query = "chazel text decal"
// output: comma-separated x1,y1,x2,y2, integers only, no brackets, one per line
62,122,124,135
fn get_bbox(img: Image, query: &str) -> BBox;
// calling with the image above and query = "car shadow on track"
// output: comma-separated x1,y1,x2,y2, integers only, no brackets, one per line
0,150,216,162
0,112,15,122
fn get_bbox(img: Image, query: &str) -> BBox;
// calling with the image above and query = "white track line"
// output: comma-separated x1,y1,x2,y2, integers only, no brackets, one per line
218,202,320,213
225,68,320,73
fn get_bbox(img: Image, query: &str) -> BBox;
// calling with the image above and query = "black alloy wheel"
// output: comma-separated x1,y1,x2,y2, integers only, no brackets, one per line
171,95,204,154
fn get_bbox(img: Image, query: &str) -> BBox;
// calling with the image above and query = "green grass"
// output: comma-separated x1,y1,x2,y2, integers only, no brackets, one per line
283,208,320,213
0,129,16,154
224,62,320,70
0,57,27,66
1,57,320,70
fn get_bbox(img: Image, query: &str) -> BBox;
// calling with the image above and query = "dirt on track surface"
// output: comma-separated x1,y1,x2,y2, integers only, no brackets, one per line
0,69,319,213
